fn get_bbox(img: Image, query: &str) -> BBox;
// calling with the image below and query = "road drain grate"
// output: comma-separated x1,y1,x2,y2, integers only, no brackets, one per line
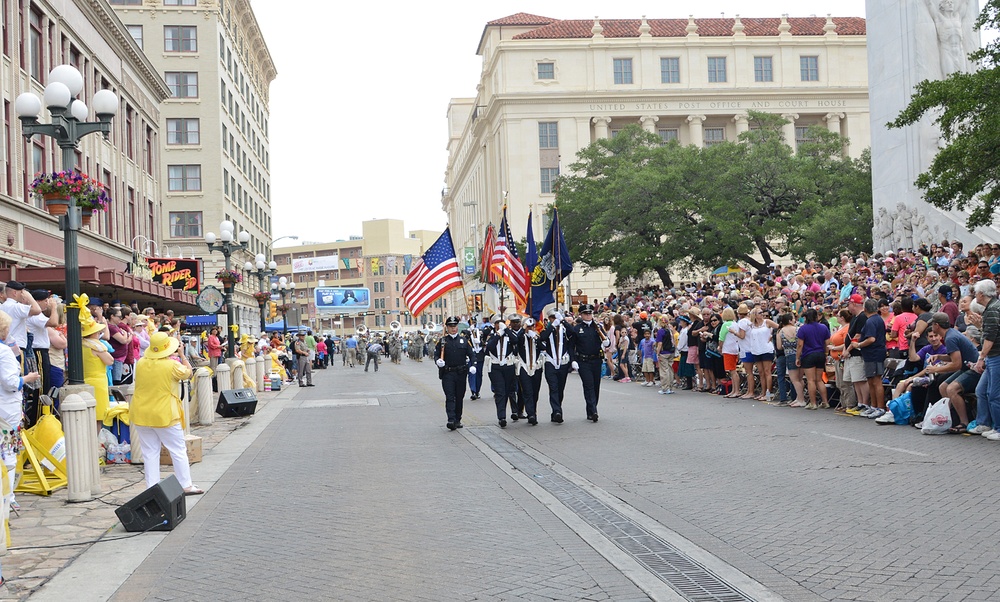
471,428,755,602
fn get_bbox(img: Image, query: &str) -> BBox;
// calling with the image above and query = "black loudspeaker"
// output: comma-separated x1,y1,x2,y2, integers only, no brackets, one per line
115,475,186,532
217,388,258,417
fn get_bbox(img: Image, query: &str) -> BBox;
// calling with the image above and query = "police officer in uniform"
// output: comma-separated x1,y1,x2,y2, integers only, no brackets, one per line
485,314,518,427
514,317,545,425
541,307,575,423
435,316,476,431
506,314,528,420
573,303,608,422
467,315,489,400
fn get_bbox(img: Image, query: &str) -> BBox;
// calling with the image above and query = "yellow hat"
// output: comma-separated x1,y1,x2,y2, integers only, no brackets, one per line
145,331,180,359
72,294,106,337
81,320,106,337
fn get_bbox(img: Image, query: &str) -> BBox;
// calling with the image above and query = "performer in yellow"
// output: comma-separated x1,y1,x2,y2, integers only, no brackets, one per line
265,346,288,381
73,295,113,424
239,334,256,360
131,331,202,495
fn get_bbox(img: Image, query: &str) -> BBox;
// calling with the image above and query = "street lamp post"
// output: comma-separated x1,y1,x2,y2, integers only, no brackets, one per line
272,277,295,339
245,253,278,333
15,65,118,386
205,221,250,358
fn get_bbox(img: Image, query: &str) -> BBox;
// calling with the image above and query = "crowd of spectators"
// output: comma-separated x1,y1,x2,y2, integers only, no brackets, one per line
585,239,1000,438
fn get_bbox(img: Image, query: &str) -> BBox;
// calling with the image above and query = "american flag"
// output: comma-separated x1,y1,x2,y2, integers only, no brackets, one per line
403,228,464,317
489,211,529,310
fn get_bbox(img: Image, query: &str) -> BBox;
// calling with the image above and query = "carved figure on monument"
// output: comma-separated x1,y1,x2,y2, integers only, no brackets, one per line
923,0,970,76
896,202,915,250
875,207,894,252
913,213,934,248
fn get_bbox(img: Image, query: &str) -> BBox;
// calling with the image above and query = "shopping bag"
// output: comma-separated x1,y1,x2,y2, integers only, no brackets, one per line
921,397,952,435
888,392,913,425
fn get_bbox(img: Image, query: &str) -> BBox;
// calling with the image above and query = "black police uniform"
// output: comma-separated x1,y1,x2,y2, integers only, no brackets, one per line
507,323,527,418
574,316,605,421
485,326,519,427
435,331,475,430
514,328,545,425
541,319,575,422
467,324,490,400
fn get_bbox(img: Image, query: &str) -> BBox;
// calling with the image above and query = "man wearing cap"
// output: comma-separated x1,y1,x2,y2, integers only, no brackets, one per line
485,315,518,427
574,304,609,422
467,316,489,400
293,331,314,386
434,317,475,430
844,293,870,414
513,316,544,425
0,282,42,366
131,331,203,495
541,308,574,423
505,314,527,420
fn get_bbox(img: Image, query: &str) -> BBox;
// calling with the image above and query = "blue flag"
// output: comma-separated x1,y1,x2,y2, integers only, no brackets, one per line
539,208,573,287
526,212,552,320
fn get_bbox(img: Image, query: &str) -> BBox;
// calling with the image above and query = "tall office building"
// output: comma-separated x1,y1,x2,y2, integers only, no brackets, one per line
110,0,277,331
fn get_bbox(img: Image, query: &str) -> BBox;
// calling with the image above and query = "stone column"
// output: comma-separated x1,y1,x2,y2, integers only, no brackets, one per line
255,357,266,392
824,112,845,134
231,360,246,390
61,394,93,502
195,367,215,426
733,114,750,136
639,115,659,134
781,113,799,151
81,392,101,496
687,115,706,148
592,116,612,140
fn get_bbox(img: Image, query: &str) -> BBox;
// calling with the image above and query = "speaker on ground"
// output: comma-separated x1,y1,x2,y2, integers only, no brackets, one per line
115,474,186,532
216,388,258,417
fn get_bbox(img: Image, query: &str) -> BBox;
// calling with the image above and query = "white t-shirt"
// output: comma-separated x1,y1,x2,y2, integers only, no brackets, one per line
26,314,50,349
747,323,775,355
721,321,742,355
735,317,753,355
1,298,31,349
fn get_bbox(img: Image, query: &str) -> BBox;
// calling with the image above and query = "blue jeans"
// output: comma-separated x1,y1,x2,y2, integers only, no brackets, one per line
975,355,1000,428
775,354,796,402
112,360,124,383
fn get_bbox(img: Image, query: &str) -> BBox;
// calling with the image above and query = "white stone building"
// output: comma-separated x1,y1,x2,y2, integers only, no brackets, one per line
443,13,871,305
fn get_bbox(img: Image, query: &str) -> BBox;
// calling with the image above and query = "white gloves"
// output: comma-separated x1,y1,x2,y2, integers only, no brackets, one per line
469,366,477,374
436,359,446,368
601,339,611,349
526,330,537,339
554,311,564,322
552,318,562,327
571,361,580,370
496,322,506,333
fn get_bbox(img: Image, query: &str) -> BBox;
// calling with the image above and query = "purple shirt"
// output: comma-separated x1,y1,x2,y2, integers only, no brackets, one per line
797,322,831,357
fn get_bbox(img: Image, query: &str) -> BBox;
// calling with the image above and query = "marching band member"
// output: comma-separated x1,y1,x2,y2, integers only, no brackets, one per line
467,316,487,400
434,317,475,431
541,307,575,423
486,314,518,428
506,314,527,420
514,317,544,425
573,303,609,422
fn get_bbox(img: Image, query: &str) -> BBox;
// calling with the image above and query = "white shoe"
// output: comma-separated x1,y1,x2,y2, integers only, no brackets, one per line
969,424,992,435
875,410,895,424
986,431,1000,441
982,429,997,438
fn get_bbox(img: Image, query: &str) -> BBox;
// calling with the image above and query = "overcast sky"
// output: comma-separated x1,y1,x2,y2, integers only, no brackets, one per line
253,0,985,245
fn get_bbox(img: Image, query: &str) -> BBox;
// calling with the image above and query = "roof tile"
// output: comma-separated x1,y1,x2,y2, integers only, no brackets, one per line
509,16,866,40
487,13,557,27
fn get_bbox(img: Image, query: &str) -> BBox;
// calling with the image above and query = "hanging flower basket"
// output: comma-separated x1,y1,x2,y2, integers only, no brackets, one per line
81,209,93,228
276,304,291,314
31,171,112,217
216,268,243,287
252,291,271,304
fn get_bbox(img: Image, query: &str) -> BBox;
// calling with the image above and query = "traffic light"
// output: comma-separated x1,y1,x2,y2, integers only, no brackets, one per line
474,294,483,312
268,301,277,319
556,286,565,304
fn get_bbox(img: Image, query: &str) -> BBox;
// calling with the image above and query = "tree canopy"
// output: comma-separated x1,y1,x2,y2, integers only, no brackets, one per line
554,111,872,286
889,1,1000,230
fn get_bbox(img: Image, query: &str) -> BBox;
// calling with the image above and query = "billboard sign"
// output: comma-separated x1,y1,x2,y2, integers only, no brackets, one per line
314,287,371,313
147,257,201,292
292,255,340,274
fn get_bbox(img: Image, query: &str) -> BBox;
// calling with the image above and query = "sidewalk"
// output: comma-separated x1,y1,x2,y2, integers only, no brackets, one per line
0,381,292,601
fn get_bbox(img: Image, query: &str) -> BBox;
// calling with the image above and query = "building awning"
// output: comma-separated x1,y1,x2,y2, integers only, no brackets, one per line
0,265,200,313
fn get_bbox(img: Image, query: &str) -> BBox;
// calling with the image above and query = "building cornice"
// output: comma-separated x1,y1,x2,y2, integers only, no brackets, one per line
230,0,277,104
81,0,171,101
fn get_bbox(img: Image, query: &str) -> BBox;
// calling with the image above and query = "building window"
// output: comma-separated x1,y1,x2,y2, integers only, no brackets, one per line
754,56,773,82
613,58,633,84
169,211,202,238
164,26,197,52
164,0,196,5
165,72,198,98
538,122,558,149
126,25,143,50
707,57,727,83
704,128,726,146
800,56,819,81
658,129,679,144
29,8,43,82
537,62,554,80
167,165,201,191
540,167,559,194
660,57,680,84
166,118,200,144
795,126,816,149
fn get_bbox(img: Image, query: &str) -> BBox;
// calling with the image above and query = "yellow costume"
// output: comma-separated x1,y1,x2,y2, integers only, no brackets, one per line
72,295,111,421
132,354,192,428
267,350,287,381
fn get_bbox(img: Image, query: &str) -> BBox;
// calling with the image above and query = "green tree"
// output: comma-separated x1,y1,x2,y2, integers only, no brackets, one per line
889,2,1000,229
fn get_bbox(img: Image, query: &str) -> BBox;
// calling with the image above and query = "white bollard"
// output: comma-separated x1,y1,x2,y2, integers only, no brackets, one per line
244,357,257,390
231,360,246,391
195,367,214,426
255,356,265,392
130,424,143,464
80,392,101,495
62,394,94,502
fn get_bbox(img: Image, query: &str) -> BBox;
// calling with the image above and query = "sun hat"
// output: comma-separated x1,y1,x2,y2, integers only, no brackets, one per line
145,331,180,359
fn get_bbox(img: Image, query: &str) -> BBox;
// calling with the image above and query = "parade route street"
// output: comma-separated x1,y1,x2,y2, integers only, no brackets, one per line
44,356,1000,602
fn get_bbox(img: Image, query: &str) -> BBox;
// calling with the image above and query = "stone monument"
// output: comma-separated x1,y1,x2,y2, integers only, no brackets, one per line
867,0,986,252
